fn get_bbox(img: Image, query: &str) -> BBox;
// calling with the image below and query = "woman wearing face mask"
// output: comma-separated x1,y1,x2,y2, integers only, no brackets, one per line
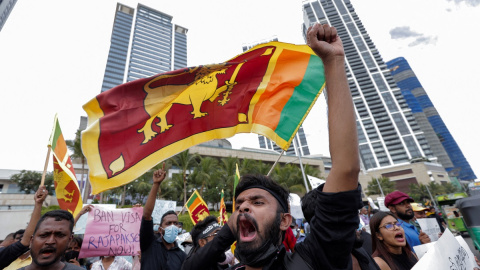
369,212,418,270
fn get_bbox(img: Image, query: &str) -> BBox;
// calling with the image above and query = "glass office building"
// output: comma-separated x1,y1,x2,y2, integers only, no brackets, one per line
302,0,434,170
101,3,188,92
387,57,476,180
0,0,17,32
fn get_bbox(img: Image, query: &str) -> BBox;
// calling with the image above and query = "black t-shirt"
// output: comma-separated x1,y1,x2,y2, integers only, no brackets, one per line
0,241,30,269
229,184,363,270
140,218,187,270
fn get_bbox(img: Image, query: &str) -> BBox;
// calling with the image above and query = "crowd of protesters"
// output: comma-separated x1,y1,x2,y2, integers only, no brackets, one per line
2,23,480,270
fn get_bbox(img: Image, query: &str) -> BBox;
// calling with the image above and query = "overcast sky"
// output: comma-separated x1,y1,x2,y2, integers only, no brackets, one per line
0,0,478,179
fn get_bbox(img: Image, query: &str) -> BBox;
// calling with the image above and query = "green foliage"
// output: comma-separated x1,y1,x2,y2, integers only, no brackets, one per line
11,170,55,195
366,177,395,196
41,205,61,216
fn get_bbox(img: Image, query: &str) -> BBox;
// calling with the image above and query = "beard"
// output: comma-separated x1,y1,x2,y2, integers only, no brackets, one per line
234,211,282,267
396,208,415,221
32,247,58,267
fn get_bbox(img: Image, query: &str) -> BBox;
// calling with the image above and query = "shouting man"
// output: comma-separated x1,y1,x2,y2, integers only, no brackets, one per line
181,23,362,270
19,210,83,270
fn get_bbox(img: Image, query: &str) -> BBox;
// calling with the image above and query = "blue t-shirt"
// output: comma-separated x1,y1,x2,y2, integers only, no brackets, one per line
398,219,421,249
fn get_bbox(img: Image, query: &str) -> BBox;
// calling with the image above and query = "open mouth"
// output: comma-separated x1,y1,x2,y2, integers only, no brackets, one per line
238,215,257,242
394,232,404,242
39,248,56,257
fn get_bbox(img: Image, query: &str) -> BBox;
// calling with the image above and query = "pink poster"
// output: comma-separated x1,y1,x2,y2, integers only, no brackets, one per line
79,206,143,258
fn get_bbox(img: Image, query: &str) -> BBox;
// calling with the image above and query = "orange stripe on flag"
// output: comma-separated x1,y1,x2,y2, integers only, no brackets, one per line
253,50,310,130
53,133,68,161
188,197,202,211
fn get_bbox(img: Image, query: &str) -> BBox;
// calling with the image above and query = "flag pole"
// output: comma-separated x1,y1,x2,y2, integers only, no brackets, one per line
293,137,310,193
267,150,285,177
40,146,52,186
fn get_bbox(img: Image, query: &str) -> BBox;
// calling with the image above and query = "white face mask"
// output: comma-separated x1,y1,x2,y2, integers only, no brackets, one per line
161,225,179,243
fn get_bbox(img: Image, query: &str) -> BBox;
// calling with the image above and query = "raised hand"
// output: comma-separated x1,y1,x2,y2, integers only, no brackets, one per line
79,204,94,216
153,163,167,185
307,23,344,63
34,185,48,204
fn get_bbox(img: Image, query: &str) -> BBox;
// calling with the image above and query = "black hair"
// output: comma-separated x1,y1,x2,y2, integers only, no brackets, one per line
190,215,218,248
160,210,177,226
70,236,83,248
369,211,414,270
13,229,25,240
234,174,289,213
301,190,317,223
34,210,74,234
4,232,15,241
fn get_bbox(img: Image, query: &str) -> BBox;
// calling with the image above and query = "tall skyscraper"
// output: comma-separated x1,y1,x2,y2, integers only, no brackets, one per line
0,0,17,32
387,57,476,180
101,3,188,93
302,0,434,170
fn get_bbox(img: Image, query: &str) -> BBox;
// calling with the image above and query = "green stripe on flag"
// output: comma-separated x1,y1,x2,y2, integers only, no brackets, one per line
187,192,198,208
275,55,325,141
51,119,63,151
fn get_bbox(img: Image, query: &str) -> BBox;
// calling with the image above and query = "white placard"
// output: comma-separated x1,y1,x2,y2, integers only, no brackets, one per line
367,197,379,210
412,229,477,270
289,193,304,220
376,197,389,211
307,175,325,189
417,218,442,242
152,200,177,224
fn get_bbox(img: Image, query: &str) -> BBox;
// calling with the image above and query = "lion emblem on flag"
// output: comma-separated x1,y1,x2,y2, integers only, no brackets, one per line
138,62,245,144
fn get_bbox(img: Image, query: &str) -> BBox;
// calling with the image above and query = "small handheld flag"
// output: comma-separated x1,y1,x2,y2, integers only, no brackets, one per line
49,115,83,217
185,190,210,225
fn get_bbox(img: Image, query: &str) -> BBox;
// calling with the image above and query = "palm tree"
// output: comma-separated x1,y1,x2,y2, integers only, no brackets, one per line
218,156,239,201
408,183,430,202
366,177,395,196
66,129,87,203
171,150,199,213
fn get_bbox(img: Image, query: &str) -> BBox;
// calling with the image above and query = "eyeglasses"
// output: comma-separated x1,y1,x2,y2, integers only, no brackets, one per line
379,222,401,231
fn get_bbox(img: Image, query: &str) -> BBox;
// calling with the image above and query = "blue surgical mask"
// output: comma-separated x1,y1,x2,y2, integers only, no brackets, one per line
162,225,179,243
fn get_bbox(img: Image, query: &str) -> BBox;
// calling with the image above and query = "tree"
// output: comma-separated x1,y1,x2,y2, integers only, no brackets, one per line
366,177,395,196
408,183,430,202
11,170,55,195
218,156,239,201
171,150,199,213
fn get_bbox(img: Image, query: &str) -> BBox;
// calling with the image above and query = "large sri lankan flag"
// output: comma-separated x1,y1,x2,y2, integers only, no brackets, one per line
82,42,326,194
49,115,83,217
186,190,210,225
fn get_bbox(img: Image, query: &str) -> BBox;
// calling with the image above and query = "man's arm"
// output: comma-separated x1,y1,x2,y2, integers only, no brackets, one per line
74,204,93,226
140,167,166,251
21,185,48,246
143,166,166,220
181,225,236,270
0,186,48,268
307,23,359,192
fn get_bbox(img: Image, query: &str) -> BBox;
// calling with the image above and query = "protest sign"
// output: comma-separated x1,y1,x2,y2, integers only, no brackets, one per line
376,197,389,211
289,193,304,220
79,206,143,258
73,204,116,234
417,218,442,242
307,175,325,189
412,229,477,270
367,197,379,210
152,199,177,224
